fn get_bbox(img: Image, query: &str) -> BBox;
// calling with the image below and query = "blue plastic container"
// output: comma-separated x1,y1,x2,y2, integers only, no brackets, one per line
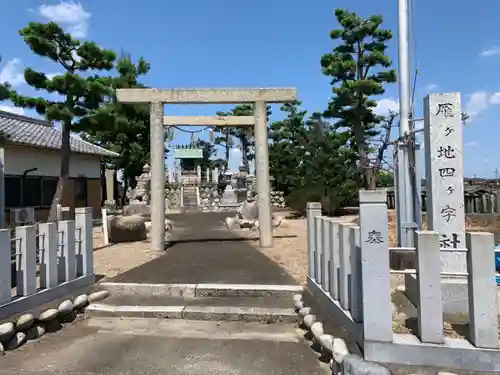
495,246,500,284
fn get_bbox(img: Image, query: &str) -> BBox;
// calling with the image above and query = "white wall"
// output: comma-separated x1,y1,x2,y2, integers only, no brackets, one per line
3,144,101,178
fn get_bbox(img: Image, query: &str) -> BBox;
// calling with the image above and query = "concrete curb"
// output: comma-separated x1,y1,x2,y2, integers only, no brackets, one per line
293,293,392,375
86,304,297,323
98,282,303,298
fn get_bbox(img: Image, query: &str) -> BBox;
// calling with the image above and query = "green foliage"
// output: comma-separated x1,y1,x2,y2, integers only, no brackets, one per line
214,104,271,170
269,102,360,215
81,53,160,190
321,9,396,189
212,113,236,170
376,170,394,187
5,22,116,218
0,56,10,101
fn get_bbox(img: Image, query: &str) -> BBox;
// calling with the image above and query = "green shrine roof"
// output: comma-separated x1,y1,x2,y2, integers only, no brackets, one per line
173,146,203,159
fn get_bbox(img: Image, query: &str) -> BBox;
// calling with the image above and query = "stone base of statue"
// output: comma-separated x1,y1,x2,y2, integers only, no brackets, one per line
224,215,283,231
219,184,239,210
123,203,151,219
224,199,282,231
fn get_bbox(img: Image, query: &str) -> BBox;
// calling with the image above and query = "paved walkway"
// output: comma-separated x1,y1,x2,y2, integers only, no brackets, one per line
111,212,296,285
0,318,329,375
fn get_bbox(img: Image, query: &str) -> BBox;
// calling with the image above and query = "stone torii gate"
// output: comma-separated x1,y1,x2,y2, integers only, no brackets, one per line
116,88,297,251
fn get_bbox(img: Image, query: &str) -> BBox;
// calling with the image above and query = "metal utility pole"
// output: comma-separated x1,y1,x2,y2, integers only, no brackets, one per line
396,0,416,247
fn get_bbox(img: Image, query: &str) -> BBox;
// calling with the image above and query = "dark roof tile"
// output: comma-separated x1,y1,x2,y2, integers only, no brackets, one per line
0,110,119,157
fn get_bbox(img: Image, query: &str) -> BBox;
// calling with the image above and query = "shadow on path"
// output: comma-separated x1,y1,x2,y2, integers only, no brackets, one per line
110,212,296,285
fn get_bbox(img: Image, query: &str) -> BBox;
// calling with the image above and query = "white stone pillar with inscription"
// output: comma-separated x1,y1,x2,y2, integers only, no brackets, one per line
423,92,466,273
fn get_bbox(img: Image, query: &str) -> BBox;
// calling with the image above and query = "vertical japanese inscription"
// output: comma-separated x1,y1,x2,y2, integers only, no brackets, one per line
424,93,466,272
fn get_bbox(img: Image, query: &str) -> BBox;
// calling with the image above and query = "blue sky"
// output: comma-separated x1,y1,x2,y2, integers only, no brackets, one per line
0,0,499,176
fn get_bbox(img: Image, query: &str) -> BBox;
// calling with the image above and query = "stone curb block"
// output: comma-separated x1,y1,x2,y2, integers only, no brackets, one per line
98,282,302,298
0,290,109,356
294,293,393,375
85,304,298,323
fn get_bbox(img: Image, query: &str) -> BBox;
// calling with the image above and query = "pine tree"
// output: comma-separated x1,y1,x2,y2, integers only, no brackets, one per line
81,54,161,200
321,9,396,189
7,22,116,219
269,102,360,214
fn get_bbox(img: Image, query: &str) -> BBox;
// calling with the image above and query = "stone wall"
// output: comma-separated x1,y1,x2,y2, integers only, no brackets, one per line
270,190,285,208
199,184,220,211
247,177,286,208
165,185,181,209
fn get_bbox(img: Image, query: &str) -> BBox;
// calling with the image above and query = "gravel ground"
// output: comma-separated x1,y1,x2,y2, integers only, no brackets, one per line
92,226,162,281
235,212,358,285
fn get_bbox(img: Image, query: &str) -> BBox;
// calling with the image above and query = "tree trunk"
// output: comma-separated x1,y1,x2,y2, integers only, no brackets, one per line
121,179,129,206
241,136,248,168
48,122,71,221
224,134,230,170
364,167,377,190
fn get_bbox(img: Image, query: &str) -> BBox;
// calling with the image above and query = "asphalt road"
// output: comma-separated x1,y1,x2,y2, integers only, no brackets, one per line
0,317,330,375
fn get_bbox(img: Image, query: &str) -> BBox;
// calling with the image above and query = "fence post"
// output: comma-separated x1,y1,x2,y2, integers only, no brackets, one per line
415,231,444,344
15,225,37,296
38,222,58,289
0,148,5,229
322,218,331,291
0,229,11,305
329,220,341,300
315,216,323,284
101,208,109,245
213,168,219,184
306,202,321,280
359,189,392,342
349,225,363,323
339,223,352,310
75,207,94,277
59,220,76,282
466,232,499,349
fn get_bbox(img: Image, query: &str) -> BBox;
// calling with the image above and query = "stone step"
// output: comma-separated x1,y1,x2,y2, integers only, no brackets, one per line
86,294,297,323
98,282,303,298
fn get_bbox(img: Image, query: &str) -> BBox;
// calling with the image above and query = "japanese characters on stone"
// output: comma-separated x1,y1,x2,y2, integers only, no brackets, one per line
435,101,461,249
424,94,466,257
366,230,384,244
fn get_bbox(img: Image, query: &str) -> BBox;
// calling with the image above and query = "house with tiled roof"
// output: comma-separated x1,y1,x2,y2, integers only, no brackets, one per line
0,110,119,223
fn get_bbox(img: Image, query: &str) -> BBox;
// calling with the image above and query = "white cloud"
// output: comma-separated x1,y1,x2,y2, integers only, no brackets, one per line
490,92,500,104
0,58,25,87
0,105,24,115
480,46,500,57
46,72,61,80
464,91,500,119
374,98,399,116
230,147,241,154
37,1,91,38
424,83,438,92
465,91,490,117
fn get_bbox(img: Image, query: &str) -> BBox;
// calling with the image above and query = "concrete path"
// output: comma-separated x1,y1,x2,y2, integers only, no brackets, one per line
0,318,329,375
110,212,295,284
